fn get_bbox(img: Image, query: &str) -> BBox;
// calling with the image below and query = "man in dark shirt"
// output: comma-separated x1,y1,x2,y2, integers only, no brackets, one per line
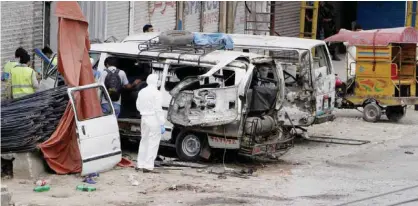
319,2,340,61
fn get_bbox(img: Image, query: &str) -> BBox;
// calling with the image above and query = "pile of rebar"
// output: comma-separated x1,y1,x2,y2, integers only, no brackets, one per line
1,86,69,153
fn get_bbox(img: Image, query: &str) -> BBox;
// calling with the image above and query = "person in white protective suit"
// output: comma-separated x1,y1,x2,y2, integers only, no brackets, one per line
135,73,165,173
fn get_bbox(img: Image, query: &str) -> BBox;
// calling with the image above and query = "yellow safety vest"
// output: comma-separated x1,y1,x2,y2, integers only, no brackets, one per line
4,61,18,74
51,56,58,66
10,65,35,99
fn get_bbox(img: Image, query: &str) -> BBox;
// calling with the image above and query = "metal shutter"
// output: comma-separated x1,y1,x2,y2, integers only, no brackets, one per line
78,2,107,42
202,1,220,33
274,1,300,37
149,1,177,32
233,2,246,34
1,1,44,68
245,1,270,35
106,1,130,41
357,1,406,30
184,1,201,32
134,1,149,33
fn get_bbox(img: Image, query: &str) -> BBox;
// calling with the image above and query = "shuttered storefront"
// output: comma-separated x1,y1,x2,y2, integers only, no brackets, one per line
184,1,201,32
1,1,44,68
106,1,130,41
149,1,177,32
78,2,107,42
233,2,246,34
133,1,149,34
202,1,220,33
274,1,300,37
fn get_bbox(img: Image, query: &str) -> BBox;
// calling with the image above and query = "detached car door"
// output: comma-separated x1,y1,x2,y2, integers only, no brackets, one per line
67,84,121,176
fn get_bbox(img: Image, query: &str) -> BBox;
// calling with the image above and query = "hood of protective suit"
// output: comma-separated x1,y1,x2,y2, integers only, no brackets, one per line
146,73,159,88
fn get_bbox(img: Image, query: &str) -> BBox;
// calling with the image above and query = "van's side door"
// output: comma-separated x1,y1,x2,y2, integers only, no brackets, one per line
67,83,121,176
312,45,336,117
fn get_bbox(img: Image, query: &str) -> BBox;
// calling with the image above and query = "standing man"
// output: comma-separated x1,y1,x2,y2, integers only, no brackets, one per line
10,53,39,99
136,73,165,173
41,46,58,66
2,47,29,81
143,24,154,33
98,57,140,117
319,2,340,61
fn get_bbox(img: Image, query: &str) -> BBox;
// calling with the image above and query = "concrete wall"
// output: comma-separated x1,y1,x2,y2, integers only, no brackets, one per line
1,1,44,69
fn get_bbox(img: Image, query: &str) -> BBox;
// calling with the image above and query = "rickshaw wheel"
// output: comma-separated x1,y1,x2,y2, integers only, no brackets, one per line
363,103,382,122
386,106,406,122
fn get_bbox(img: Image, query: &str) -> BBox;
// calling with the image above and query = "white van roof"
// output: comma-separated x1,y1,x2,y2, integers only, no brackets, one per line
122,32,325,50
90,42,265,66
228,33,325,50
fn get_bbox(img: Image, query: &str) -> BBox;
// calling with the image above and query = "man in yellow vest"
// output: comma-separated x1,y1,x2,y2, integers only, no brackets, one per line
2,47,29,81
10,52,39,99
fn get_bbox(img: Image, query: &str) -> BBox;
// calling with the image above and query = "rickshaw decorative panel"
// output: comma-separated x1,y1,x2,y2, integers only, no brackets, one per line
356,46,391,62
355,78,393,96
356,63,391,78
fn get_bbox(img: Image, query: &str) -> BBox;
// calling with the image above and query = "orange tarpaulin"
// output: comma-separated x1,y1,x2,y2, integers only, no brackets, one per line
39,2,102,174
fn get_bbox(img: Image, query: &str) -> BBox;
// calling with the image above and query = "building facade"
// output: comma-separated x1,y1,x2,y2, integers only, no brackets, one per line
1,1,414,68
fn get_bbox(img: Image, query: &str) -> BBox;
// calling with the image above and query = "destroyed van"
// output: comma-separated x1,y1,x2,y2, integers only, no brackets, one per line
228,34,336,136
93,39,290,161
122,33,336,137
40,34,291,161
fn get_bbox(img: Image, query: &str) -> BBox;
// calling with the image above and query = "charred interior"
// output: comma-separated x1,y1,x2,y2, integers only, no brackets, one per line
167,64,239,127
239,62,283,152
273,49,316,126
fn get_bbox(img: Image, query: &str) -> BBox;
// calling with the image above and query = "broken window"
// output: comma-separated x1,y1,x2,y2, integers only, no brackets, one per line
313,45,332,74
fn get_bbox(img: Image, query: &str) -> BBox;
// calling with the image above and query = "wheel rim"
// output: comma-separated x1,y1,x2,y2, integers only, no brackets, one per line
366,107,377,119
182,135,201,157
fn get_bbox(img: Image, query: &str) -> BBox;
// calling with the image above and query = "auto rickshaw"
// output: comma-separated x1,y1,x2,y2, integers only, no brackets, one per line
325,27,418,122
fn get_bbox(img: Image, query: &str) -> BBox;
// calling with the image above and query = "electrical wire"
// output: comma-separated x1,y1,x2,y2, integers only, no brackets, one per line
335,184,418,206
386,198,418,206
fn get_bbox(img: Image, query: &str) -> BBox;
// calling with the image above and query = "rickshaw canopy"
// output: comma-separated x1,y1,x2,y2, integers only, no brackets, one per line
325,27,418,46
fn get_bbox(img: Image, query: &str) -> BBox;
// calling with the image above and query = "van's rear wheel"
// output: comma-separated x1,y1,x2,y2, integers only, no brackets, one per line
386,106,406,122
363,103,382,122
175,133,202,162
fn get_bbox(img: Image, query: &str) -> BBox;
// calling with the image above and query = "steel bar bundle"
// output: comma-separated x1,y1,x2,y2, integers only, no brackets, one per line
1,86,69,153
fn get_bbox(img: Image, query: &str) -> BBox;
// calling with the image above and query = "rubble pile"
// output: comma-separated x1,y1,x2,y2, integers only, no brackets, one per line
1,86,68,153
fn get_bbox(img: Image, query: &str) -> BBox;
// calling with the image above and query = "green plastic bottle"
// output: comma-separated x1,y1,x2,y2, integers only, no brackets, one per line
76,185,96,192
34,185,50,192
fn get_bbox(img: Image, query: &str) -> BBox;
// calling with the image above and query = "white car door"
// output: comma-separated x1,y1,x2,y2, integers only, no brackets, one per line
67,83,121,176
312,45,336,117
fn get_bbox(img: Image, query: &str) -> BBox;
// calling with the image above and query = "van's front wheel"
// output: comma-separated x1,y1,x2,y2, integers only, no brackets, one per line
175,133,202,162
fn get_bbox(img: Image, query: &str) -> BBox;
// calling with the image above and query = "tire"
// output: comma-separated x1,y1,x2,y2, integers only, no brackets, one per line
175,133,202,162
363,103,382,122
386,106,406,122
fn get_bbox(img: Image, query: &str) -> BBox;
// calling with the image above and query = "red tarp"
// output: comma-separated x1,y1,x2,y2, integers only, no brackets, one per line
39,2,102,174
325,27,418,46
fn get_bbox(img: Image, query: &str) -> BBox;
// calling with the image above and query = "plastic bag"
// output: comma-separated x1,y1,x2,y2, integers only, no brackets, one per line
160,125,166,134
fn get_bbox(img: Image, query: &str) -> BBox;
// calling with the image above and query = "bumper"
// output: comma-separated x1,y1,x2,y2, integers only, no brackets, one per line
238,137,293,157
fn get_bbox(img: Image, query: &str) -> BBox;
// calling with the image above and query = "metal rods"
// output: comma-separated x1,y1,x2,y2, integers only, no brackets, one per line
1,86,69,153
